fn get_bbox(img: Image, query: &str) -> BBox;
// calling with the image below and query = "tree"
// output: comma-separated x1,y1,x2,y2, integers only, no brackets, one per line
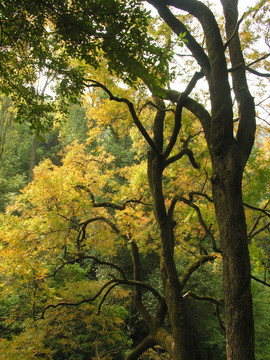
0,1,269,359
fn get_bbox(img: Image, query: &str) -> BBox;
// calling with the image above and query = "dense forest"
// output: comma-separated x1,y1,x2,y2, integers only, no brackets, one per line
0,1,269,360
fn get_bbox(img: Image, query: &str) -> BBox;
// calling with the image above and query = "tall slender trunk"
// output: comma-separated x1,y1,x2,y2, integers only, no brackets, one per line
148,151,196,360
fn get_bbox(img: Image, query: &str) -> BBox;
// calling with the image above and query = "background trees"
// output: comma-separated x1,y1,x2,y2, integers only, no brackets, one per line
0,1,269,359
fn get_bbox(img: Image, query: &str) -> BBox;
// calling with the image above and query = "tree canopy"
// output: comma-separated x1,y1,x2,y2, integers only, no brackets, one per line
0,1,269,360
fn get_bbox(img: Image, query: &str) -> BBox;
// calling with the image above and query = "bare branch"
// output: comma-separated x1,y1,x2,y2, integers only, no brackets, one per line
84,79,160,154
165,148,200,169
189,191,213,203
163,70,204,158
244,200,270,217
97,283,120,314
165,90,211,139
251,275,270,288
169,195,219,252
183,291,225,332
223,15,244,50
248,221,270,240
80,216,120,234
183,291,221,305
247,53,270,67
39,276,163,320
228,63,270,77
180,255,216,288
78,255,127,279
246,67,270,78
38,279,117,319
76,185,152,209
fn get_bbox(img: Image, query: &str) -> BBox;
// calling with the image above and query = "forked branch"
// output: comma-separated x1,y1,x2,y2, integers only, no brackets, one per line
183,291,225,332
38,277,163,320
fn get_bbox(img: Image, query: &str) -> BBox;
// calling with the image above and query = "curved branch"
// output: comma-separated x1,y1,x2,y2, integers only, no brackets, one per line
79,255,127,279
37,256,127,282
245,66,270,78
183,290,221,305
163,70,204,158
84,79,159,154
189,191,213,203
228,63,270,78
180,255,217,288
223,15,244,50
94,199,151,210
39,277,163,320
76,185,151,209
146,0,210,77
97,283,120,314
80,216,120,234
163,0,228,79
169,195,219,252
38,279,117,319
183,291,225,332
165,148,200,169
221,0,256,157
165,90,211,141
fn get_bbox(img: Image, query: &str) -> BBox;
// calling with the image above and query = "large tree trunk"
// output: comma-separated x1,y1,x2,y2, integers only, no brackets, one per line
146,1,256,358
211,145,254,360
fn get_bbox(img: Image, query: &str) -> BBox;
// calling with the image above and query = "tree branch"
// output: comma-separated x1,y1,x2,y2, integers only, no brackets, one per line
165,91,211,141
163,70,204,158
244,200,270,217
245,66,270,78
124,335,156,360
223,15,244,50
38,279,117,319
189,191,213,203
221,0,256,157
80,216,120,234
248,221,270,240
130,240,153,325
39,277,163,320
228,63,270,78
247,52,270,67
180,255,216,288
183,291,225,332
84,79,160,154
76,185,152,209
146,0,210,77
165,148,200,169
183,290,221,305
169,195,219,252
251,275,270,288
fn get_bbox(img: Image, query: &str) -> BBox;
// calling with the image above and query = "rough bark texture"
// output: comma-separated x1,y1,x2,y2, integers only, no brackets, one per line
146,1,256,359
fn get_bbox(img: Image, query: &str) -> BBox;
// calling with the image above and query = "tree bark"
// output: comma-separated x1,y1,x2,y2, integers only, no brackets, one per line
211,150,254,360
148,149,196,360
146,1,256,359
